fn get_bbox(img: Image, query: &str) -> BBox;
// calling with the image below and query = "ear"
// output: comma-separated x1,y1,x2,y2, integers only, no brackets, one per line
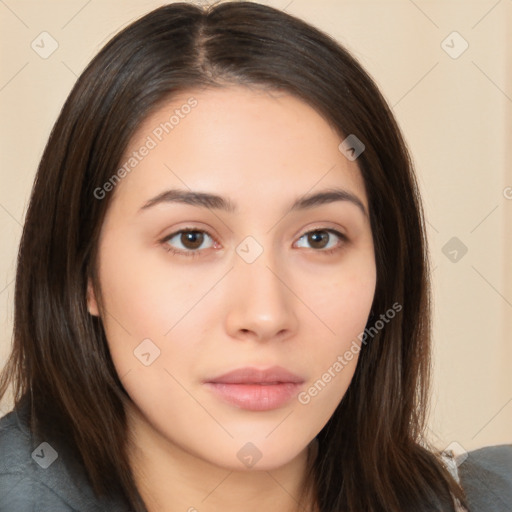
86,277,100,317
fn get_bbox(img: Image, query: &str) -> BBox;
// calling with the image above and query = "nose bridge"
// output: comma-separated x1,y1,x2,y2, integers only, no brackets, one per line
225,234,297,340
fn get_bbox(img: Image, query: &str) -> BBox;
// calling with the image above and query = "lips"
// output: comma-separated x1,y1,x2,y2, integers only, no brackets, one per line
204,366,304,411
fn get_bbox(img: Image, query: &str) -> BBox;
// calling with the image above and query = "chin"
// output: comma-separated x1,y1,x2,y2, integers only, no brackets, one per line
198,435,313,472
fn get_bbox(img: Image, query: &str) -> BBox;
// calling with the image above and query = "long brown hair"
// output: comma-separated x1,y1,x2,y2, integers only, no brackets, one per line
0,2,469,510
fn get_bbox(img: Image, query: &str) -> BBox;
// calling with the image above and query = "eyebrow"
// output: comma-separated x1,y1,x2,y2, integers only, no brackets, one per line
139,187,368,217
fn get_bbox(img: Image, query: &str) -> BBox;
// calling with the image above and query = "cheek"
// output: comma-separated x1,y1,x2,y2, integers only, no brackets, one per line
97,233,197,334
305,253,376,342
296,256,376,404
96,243,224,395
95,241,183,374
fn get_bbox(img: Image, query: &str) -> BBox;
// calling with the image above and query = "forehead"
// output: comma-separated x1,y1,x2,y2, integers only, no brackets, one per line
110,85,368,215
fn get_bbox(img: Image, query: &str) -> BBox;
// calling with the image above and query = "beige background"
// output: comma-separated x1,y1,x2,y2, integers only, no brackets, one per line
0,0,511,456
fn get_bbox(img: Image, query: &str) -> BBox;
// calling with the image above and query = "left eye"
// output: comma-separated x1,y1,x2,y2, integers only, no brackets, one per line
294,229,346,251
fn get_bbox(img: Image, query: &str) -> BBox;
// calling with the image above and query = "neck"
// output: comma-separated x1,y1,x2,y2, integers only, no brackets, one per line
125,404,318,512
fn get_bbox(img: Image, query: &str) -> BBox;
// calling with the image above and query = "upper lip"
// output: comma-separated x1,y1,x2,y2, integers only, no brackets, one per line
205,366,304,384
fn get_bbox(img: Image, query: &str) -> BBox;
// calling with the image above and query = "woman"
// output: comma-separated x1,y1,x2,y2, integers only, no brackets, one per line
0,2,509,511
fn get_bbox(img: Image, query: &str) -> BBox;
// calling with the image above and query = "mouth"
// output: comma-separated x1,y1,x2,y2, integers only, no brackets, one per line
203,366,304,411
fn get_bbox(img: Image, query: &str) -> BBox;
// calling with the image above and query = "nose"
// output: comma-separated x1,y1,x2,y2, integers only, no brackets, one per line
224,246,299,343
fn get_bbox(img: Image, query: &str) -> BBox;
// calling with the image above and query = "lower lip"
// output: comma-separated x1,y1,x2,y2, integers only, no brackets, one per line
205,382,302,411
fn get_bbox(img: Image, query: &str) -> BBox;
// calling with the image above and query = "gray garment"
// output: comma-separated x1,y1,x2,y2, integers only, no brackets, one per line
0,404,511,511
457,444,512,512
0,405,130,512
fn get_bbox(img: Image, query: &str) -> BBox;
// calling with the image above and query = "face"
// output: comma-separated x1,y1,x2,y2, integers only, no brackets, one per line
87,86,376,471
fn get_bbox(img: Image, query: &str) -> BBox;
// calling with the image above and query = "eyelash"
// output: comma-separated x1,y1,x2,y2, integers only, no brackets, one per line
160,227,348,258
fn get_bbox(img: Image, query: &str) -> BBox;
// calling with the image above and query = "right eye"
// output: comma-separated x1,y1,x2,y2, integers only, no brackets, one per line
161,228,218,257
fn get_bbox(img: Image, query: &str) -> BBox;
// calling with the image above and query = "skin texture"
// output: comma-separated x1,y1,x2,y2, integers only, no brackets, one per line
87,86,377,512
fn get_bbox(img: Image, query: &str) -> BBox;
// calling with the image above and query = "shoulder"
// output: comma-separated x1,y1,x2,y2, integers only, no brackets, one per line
456,444,512,512
0,403,127,512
